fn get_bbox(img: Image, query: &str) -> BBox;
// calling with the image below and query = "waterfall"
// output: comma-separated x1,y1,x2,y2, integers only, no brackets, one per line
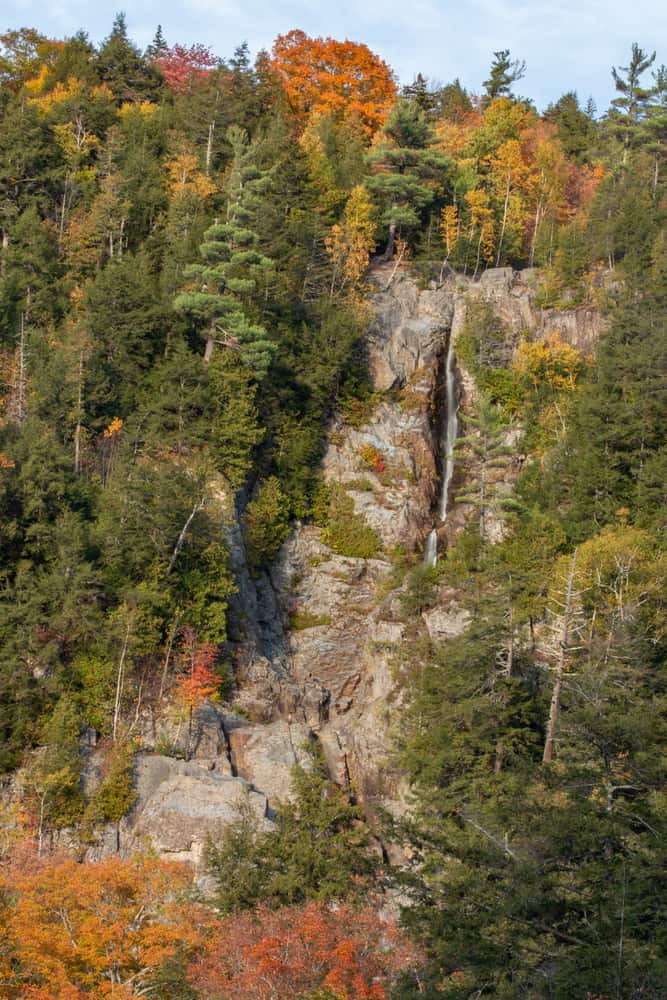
423,528,438,566
438,335,459,521
424,335,459,566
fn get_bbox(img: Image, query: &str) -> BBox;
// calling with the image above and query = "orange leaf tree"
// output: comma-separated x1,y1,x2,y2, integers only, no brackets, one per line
174,626,219,713
2,854,203,998
271,30,396,135
190,900,423,1000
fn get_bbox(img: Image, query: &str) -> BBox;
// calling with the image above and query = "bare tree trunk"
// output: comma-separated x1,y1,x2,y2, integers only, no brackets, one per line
383,238,407,290
379,221,396,263
529,197,544,267
167,498,206,575
113,619,132,742
59,186,68,243
74,350,84,475
496,176,510,265
158,612,181,701
15,312,27,428
206,121,216,176
204,319,216,363
543,548,578,764
473,230,483,279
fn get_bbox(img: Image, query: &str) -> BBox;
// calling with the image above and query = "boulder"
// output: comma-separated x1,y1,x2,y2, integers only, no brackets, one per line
131,754,269,866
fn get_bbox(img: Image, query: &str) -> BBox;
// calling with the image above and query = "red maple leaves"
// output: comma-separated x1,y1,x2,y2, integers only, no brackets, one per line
156,44,217,94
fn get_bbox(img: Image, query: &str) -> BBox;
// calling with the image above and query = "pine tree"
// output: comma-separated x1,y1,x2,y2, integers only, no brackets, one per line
607,42,656,163
97,12,161,104
482,49,526,103
365,98,449,259
206,742,378,911
145,24,168,60
174,126,275,376
544,91,597,163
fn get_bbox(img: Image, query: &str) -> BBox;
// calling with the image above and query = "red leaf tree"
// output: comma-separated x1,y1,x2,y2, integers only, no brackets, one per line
189,900,423,999
156,44,217,94
174,626,219,713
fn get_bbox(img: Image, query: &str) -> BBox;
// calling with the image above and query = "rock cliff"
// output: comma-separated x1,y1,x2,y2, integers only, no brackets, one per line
83,266,606,865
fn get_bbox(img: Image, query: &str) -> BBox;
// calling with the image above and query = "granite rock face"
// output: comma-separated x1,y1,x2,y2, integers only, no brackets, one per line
223,266,607,815
130,755,270,866
228,720,313,804
77,266,604,864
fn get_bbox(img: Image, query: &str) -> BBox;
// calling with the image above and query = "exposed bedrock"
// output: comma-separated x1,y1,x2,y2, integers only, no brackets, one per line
98,267,605,864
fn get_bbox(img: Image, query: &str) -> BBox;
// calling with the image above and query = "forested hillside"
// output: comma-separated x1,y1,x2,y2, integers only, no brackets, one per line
0,17,665,1000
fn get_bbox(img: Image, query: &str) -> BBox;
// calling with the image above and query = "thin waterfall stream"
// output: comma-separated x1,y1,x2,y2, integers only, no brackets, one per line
424,335,459,566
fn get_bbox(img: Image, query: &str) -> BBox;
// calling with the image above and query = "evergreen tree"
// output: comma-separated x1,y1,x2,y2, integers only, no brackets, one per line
174,126,275,376
544,90,597,163
482,49,526,103
84,251,168,426
607,42,656,163
436,77,473,121
97,12,162,103
145,24,168,60
455,396,521,543
206,743,378,911
365,98,449,259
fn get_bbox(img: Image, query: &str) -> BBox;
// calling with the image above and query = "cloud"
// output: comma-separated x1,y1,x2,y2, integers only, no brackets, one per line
2,0,666,110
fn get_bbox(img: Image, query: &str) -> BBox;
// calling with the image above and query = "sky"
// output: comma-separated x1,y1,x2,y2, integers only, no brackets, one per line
2,0,665,111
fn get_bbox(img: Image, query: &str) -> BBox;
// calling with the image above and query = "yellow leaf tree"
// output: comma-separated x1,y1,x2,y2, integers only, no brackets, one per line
324,184,376,300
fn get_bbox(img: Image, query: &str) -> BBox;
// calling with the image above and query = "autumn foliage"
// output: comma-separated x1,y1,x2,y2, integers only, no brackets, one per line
0,854,202,998
271,30,396,134
433,98,605,268
173,626,220,711
190,899,422,999
156,44,217,94
1,853,420,1000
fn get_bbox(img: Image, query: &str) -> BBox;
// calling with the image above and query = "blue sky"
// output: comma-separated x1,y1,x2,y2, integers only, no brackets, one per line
2,0,664,111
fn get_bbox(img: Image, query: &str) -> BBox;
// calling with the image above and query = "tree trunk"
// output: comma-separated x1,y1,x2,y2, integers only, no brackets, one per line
529,197,544,267
112,619,132,742
206,121,216,176
494,740,504,774
473,230,483,279
543,548,578,764
496,175,511,266
167,498,206,575
158,612,181,701
204,337,215,363
74,350,84,475
15,312,27,428
478,466,487,542
379,221,396,263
